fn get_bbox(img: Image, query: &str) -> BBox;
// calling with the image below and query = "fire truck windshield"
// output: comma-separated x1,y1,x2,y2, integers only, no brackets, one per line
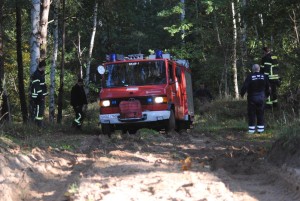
104,60,166,87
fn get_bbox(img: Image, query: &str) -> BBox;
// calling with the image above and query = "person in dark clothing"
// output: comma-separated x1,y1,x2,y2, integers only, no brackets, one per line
261,47,280,108
240,64,270,134
194,83,213,104
31,60,48,127
71,78,88,129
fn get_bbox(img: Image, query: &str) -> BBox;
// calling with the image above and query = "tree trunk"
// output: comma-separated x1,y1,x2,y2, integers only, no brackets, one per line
238,0,247,81
30,0,40,76
57,0,65,124
29,0,41,121
0,0,9,122
223,53,229,98
290,9,300,47
40,0,50,61
73,32,84,78
49,0,59,123
231,1,239,99
258,13,265,46
180,0,185,42
16,2,28,123
85,1,98,99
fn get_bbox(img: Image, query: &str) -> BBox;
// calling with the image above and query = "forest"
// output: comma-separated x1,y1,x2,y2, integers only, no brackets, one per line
1,0,300,123
2,1,300,200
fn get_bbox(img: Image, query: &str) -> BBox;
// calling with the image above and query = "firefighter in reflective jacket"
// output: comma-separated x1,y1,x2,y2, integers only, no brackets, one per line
70,78,88,129
261,47,280,107
240,64,270,134
31,60,48,126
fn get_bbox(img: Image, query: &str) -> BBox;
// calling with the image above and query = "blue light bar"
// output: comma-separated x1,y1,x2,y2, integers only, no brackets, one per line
110,54,116,62
155,50,163,59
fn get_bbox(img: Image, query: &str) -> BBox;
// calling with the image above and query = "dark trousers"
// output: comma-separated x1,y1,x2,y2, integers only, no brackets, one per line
266,80,279,107
33,99,45,127
248,94,265,132
73,105,84,128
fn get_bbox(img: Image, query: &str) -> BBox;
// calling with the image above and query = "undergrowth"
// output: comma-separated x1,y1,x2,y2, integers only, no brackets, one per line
0,102,101,151
193,98,300,144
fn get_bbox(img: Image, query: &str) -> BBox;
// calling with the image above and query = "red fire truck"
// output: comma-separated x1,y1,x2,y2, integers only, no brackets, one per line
97,51,194,135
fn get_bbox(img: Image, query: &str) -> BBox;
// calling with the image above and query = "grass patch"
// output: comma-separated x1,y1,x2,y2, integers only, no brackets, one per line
0,102,102,151
275,121,300,150
193,99,299,145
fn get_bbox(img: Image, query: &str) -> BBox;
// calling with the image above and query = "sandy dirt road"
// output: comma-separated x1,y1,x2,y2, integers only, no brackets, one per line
1,130,300,201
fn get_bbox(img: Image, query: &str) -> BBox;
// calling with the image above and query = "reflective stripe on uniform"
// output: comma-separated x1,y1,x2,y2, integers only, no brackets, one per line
269,75,279,80
74,113,82,125
248,126,255,133
266,96,273,105
271,56,277,59
35,105,43,120
257,125,264,133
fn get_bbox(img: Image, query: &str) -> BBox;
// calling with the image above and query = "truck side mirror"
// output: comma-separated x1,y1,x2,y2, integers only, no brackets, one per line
97,65,105,75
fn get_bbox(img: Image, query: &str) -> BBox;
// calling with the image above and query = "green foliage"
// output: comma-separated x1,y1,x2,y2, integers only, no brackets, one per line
157,3,183,17
67,182,79,195
2,0,300,122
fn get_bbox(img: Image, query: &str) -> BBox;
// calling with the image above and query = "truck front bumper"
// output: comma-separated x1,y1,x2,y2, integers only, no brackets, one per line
99,110,170,124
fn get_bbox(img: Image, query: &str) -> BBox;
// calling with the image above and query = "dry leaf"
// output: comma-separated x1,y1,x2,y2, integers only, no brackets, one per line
180,156,192,171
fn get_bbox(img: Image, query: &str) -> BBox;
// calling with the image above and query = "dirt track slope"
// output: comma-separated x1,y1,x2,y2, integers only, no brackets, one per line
1,130,300,201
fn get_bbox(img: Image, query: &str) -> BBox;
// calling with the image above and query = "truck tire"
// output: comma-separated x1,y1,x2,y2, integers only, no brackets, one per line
165,110,176,132
101,124,113,136
177,120,191,131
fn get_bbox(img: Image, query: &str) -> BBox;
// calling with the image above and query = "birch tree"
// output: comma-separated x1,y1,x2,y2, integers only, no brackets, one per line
85,1,98,98
30,0,40,75
290,9,300,47
40,0,50,61
49,0,59,122
238,0,247,81
231,0,239,99
73,32,85,78
30,0,50,120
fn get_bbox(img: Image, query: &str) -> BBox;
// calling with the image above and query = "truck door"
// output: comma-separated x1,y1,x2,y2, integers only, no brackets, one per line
167,61,176,108
175,66,184,118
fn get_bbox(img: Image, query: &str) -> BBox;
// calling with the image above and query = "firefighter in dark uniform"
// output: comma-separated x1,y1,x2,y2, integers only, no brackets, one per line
31,60,48,126
261,47,280,108
240,64,270,134
70,78,88,129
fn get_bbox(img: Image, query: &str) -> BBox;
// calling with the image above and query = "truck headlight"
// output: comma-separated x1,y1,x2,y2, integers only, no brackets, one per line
154,96,167,104
101,100,111,107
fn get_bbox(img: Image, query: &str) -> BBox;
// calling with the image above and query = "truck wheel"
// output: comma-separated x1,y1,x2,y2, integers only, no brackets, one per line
166,110,176,132
177,120,191,131
101,124,113,136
